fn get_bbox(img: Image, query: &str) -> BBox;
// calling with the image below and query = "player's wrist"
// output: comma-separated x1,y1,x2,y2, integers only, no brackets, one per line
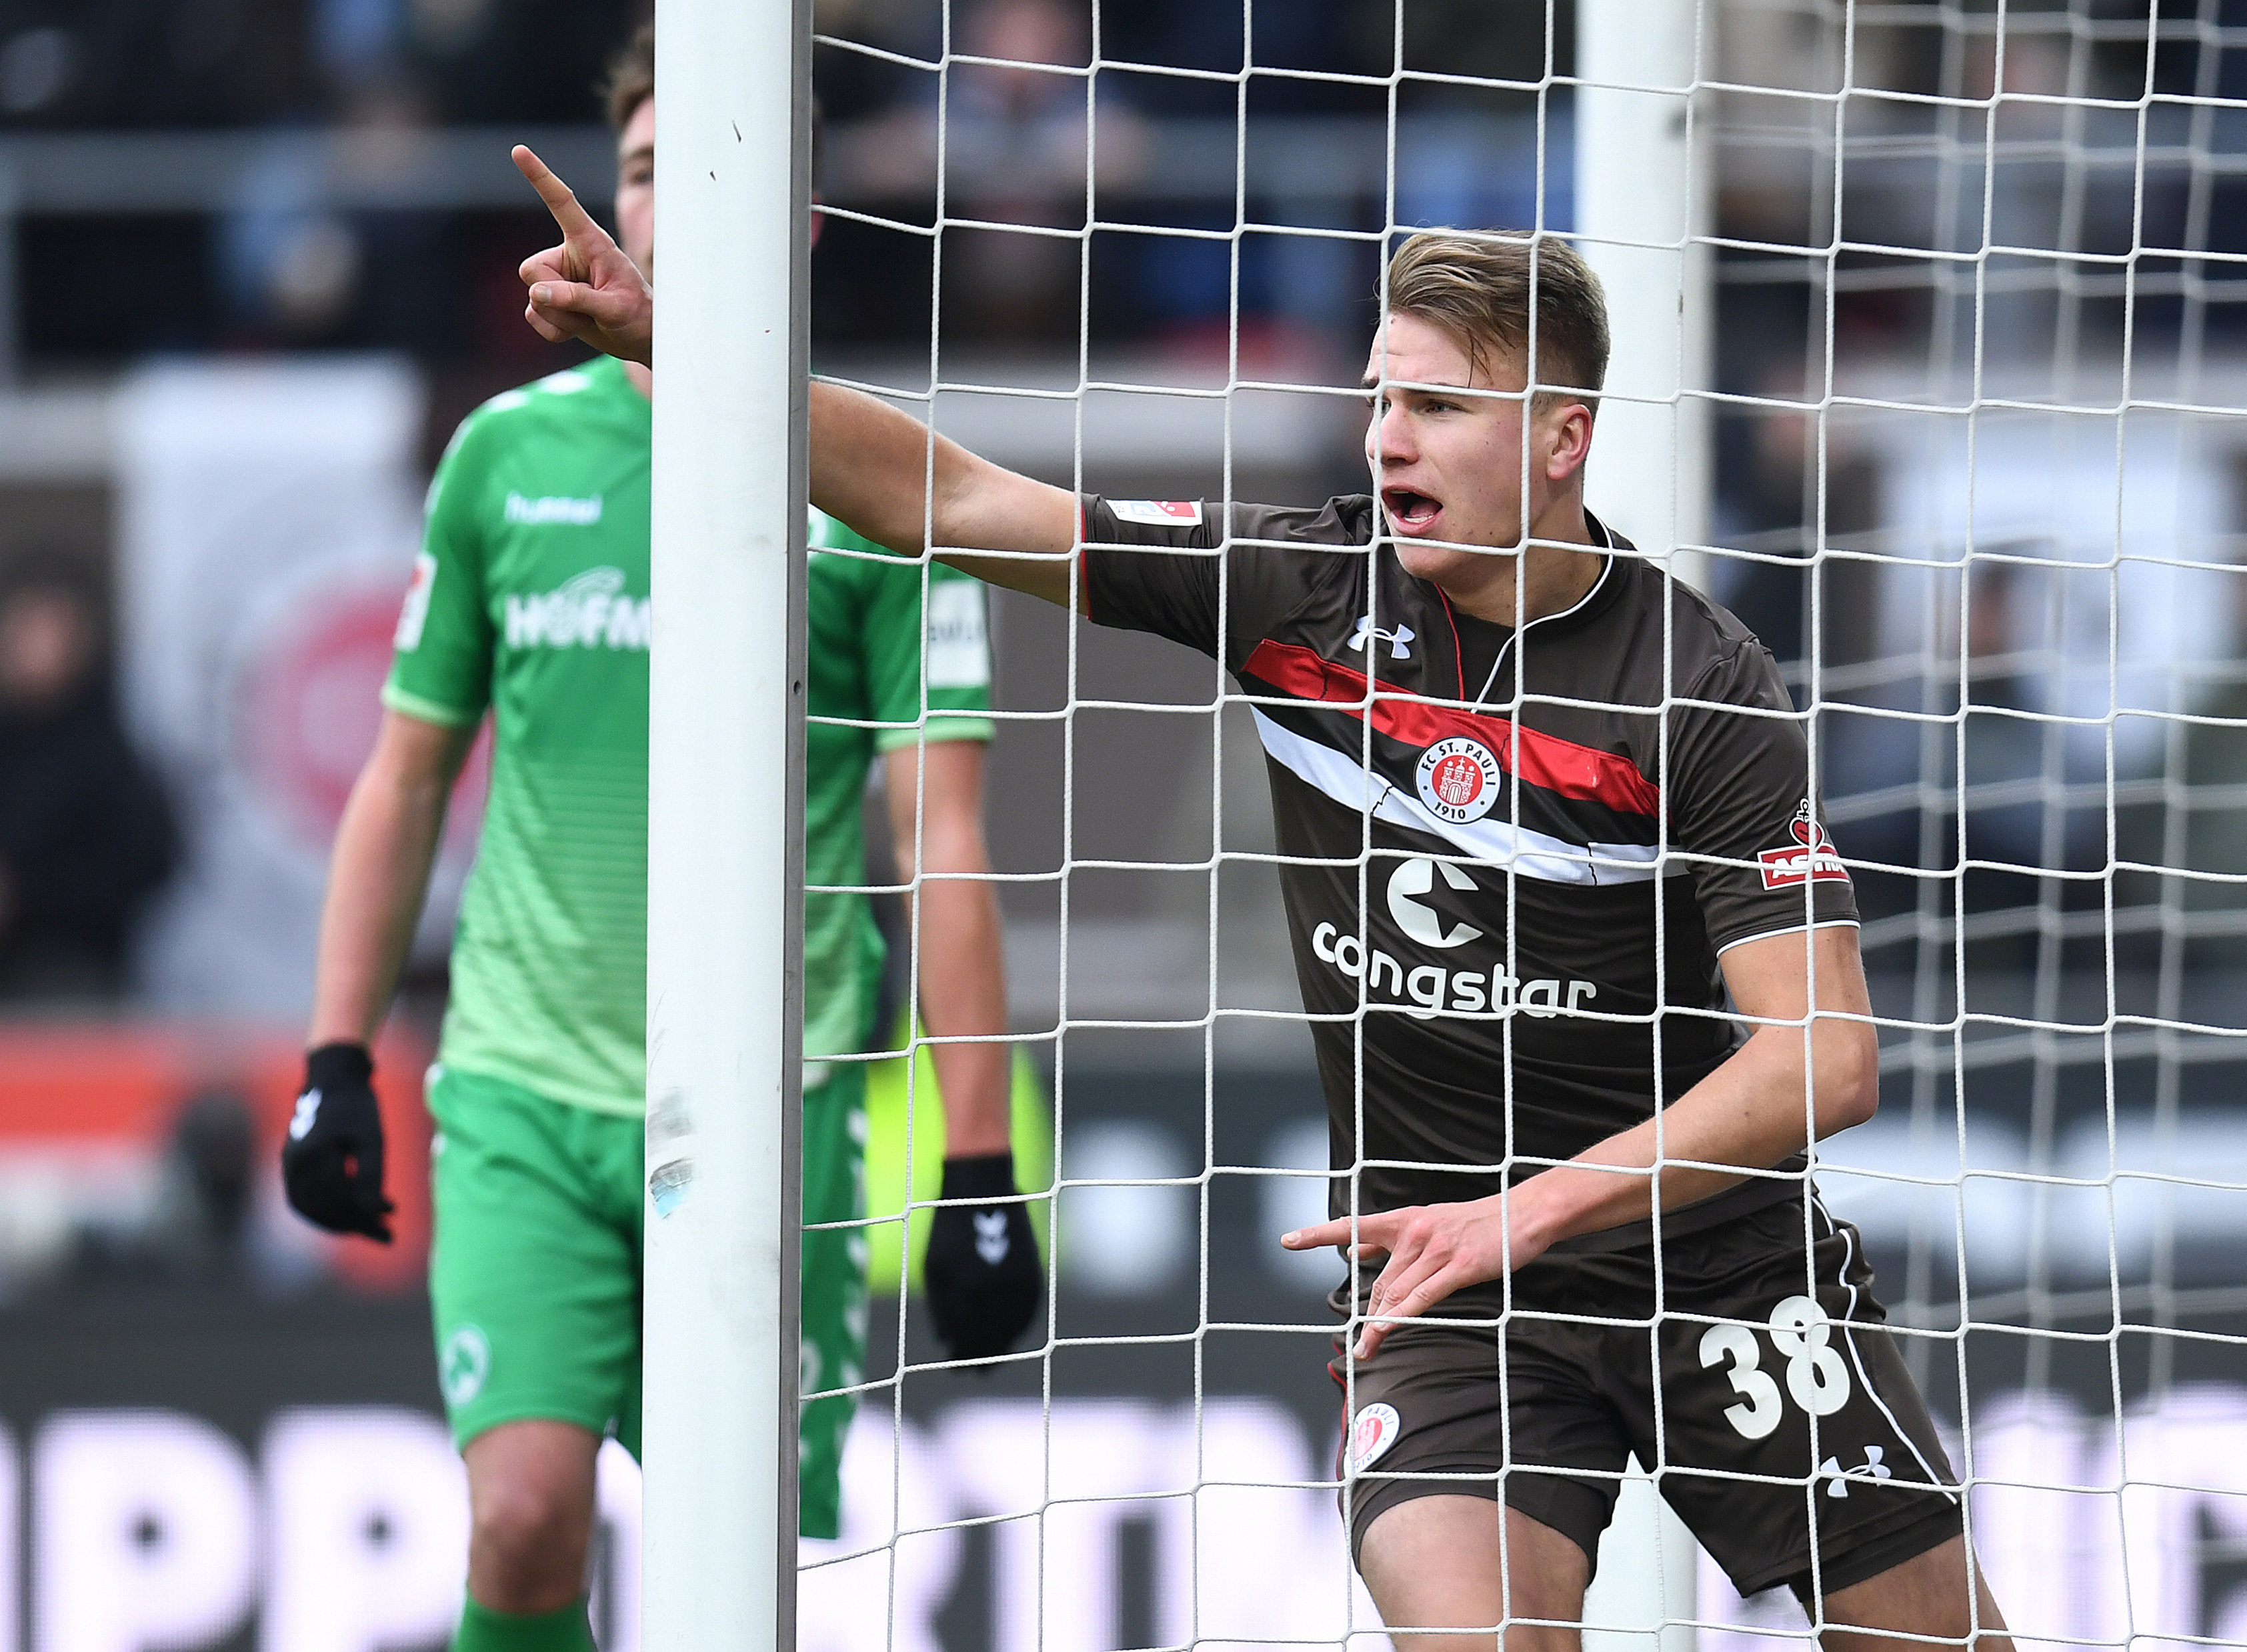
939,1116,1013,1158
1498,1175,1574,1260
939,1151,1015,1199
304,1041,374,1090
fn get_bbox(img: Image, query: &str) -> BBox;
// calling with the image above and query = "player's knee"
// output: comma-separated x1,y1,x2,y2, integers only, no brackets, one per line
475,1470,589,1549
463,1438,597,1618
467,1471,594,1608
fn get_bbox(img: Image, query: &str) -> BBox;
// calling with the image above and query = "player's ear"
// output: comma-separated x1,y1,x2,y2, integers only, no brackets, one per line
1542,398,1594,485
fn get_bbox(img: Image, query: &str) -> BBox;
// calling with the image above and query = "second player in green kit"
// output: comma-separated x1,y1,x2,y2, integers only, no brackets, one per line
386,349,987,1523
281,27,1041,1652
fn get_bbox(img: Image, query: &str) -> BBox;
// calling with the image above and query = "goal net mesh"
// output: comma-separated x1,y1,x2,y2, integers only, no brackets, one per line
781,4,2247,1651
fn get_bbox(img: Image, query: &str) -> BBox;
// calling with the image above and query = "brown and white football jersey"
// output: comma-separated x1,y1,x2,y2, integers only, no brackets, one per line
1079,495,1858,1302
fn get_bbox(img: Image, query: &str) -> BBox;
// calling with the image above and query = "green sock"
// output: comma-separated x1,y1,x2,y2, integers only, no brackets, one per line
452,1596,597,1652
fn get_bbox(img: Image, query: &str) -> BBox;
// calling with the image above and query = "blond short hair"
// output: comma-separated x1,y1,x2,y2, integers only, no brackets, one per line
1384,231,1610,407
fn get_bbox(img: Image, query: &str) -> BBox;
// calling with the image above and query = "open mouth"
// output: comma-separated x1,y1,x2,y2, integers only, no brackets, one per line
1382,487,1442,529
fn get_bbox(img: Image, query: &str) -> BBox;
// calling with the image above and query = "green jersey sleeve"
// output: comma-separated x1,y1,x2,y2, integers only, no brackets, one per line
869,558,994,749
815,515,995,750
383,416,496,728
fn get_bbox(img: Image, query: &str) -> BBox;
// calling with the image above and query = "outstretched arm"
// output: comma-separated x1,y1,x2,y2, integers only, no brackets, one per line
1286,924,1879,1359
511,149,1078,607
809,382,1077,608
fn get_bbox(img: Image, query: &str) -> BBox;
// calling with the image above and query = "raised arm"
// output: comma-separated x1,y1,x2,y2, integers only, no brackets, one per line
809,382,1077,608
509,150,1080,608
511,146,654,365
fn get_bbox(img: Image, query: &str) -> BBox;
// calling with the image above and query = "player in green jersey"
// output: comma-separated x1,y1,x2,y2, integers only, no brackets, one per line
279,28,1041,1652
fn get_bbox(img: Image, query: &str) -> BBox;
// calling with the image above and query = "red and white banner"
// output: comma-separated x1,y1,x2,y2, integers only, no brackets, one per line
113,359,485,1016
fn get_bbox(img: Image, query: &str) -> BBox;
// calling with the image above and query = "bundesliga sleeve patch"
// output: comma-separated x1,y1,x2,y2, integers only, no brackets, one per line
394,552,437,651
1758,801,1849,889
925,581,991,689
1107,499,1204,527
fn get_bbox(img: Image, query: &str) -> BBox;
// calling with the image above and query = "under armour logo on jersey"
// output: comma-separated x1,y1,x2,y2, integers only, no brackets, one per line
1346,615,1415,659
1821,1445,1893,1497
289,1091,321,1141
973,1211,1011,1265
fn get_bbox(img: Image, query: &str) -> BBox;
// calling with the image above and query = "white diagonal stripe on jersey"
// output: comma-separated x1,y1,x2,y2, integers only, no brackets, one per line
1250,709,1670,885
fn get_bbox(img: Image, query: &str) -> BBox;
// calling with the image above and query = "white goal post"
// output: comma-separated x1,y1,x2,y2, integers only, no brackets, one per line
1574,5,1712,1647
1576,0,1716,597
642,0,809,1648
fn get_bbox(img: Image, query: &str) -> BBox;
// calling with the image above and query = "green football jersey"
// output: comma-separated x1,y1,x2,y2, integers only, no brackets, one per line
803,511,995,1066
385,355,992,1113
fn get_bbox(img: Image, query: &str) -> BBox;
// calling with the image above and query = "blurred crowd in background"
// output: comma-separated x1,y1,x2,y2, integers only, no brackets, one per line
1,0,1574,419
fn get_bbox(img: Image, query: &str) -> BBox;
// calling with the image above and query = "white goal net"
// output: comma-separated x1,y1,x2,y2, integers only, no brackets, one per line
765,3,2247,1651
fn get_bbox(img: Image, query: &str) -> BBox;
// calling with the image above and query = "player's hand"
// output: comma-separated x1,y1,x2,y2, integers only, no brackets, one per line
1282,1191,1536,1361
511,145,653,365
923,1152,1043,1363
280,1042,395,1243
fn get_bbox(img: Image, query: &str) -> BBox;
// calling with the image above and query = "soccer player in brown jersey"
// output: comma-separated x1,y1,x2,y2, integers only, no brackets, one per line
512,151,2012,1652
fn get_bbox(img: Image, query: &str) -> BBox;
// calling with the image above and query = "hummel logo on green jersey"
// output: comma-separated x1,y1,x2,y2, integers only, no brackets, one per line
504,490,603,525
503,565,651,651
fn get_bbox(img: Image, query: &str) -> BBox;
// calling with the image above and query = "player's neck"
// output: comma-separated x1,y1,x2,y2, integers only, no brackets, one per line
623,361,653,400
1439,496,1600,629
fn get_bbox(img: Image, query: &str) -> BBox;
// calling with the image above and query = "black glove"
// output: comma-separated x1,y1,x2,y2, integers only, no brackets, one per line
280,1042,395,1243
923,1152,1042,1361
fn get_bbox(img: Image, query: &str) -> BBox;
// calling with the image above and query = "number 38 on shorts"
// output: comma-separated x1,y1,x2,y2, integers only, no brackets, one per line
1698,1294,1853,1441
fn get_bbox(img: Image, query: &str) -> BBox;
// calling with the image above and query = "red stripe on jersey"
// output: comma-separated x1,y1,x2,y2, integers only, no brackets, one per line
1240,638,1662,817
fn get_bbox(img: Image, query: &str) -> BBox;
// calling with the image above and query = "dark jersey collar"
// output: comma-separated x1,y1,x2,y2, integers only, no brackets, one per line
1395,508,1626,701
1527,509,1624,637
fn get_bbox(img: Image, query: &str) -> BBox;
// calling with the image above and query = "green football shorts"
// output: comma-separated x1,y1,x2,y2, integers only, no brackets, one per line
425,1061,868,1539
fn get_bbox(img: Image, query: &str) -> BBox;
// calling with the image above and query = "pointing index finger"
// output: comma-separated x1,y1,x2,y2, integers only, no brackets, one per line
1281,1218,1347,1251
1282,1213,1392,1253
512,144,597,237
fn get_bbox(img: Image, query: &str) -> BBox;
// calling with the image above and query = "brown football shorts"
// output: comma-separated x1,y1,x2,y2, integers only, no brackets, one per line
1327,1193,1964,1603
